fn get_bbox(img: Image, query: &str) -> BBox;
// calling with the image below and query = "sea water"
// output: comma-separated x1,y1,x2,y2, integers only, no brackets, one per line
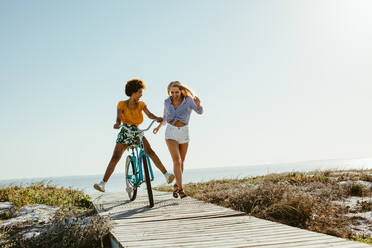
1,157,371,193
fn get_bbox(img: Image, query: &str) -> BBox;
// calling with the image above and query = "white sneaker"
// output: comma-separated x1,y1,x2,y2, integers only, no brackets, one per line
94,181,106,192
164,172,175,184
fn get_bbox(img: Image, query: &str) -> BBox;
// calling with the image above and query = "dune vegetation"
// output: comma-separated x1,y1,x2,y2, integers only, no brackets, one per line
0,183,111,248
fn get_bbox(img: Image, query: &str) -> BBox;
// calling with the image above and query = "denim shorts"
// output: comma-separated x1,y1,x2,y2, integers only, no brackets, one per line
116,124,141,145
165,124,189,144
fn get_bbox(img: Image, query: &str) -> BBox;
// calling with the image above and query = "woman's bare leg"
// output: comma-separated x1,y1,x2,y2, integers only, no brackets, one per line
179,142,189,173
142,137,167,174
103,143,128,182
166,139,182,188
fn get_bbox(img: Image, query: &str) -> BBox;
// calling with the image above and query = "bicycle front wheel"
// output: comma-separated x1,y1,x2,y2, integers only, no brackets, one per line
142,155,154,207
125,155,137,201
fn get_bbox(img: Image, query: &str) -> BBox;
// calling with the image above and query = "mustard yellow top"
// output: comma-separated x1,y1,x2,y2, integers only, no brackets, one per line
117,101,146,125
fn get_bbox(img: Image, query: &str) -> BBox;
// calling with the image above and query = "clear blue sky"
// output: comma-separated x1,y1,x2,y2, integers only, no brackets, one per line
1,0,372,180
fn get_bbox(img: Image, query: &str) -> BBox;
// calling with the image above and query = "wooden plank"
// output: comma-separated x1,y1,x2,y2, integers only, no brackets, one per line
114,235,335,248
261,239,371,248
113,227,307,241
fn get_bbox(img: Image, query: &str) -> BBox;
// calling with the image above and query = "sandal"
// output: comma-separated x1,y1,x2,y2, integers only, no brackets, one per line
178,188,187,199
173,184,179,198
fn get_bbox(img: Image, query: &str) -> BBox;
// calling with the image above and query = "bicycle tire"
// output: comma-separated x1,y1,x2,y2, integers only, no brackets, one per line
125,155,137,201
142,155,154,207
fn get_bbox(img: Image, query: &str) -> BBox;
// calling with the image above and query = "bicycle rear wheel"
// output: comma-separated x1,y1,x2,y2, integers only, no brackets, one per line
125,155,137,201
142,155,154,207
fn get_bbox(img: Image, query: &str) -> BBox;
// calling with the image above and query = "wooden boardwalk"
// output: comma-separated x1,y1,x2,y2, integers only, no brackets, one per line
89,189,371,248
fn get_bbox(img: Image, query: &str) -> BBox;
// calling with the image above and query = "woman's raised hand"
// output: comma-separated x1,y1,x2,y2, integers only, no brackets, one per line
113,123,121,129
194,96,201,108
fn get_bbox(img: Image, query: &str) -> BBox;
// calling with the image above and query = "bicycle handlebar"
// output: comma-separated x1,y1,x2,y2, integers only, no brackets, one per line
120,120,157,134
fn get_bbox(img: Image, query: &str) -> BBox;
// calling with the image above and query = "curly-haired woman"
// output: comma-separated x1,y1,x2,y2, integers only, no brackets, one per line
94,78,175,192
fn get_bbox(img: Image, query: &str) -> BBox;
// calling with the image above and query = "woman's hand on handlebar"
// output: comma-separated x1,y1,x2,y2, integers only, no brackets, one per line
153,126,160,134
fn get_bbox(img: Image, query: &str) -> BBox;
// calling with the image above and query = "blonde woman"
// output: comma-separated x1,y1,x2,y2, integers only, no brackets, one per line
153,81,203,198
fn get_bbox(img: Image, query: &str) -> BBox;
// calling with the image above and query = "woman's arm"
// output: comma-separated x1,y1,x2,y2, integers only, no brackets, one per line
189,96,203,114
113,109,122,129
153,101,168,134
143,106,162,122
153,122,162,134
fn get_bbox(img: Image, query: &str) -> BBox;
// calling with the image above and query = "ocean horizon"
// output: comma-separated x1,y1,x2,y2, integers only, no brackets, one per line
1,157,371,193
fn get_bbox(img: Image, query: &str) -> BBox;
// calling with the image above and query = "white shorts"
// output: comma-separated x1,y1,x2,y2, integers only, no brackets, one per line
165,124,190,144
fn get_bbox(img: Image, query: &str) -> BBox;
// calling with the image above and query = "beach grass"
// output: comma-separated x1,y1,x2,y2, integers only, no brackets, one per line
0,182,111,248
155,169,372,244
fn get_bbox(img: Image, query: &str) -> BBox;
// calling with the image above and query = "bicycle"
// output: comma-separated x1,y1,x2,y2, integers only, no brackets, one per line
122,120,156,208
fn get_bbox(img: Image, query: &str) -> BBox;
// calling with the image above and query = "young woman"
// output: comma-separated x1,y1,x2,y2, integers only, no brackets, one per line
94,78,175,192
153,81,203,198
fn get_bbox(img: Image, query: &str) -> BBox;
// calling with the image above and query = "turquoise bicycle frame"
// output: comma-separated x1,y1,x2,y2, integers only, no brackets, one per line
126,140,154,186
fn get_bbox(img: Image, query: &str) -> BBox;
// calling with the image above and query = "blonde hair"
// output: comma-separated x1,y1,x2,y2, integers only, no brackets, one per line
167,81,194,98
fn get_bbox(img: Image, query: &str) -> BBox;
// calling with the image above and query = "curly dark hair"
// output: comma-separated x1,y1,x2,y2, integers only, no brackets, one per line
125,78,146,96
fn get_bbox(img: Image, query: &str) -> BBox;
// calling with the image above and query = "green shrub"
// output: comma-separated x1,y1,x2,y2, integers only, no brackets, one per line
349,183,366,197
